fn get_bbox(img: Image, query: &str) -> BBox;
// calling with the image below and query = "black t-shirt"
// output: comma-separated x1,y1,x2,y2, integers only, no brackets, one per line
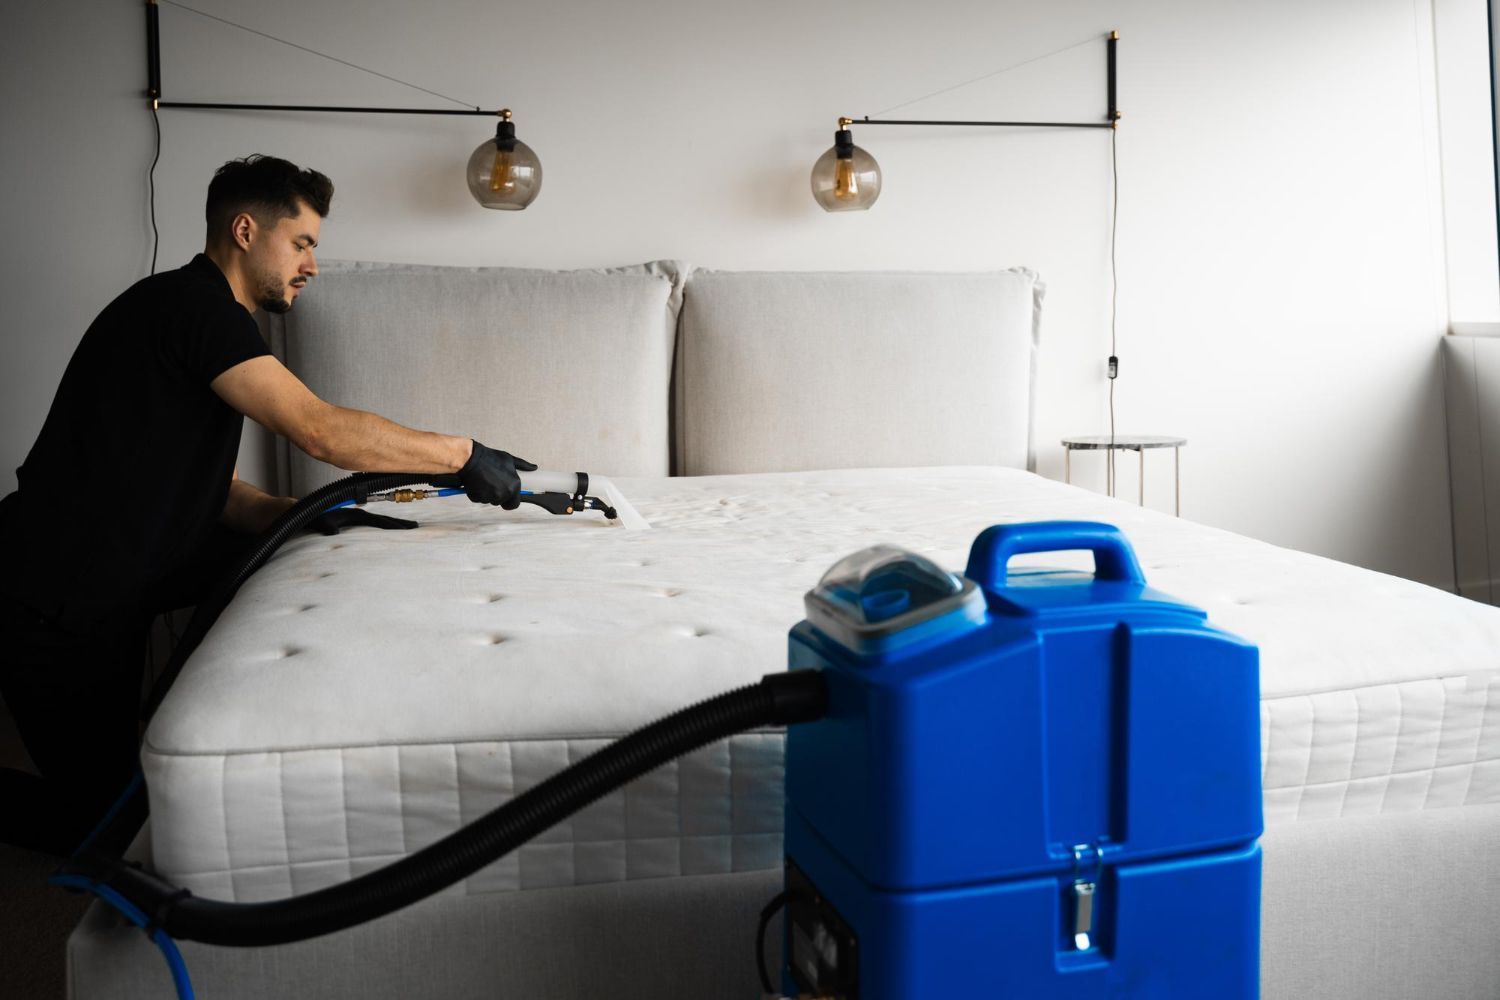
0,254,271,631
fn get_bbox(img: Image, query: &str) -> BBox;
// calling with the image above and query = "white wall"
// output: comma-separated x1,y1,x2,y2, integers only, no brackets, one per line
2,0,1489,590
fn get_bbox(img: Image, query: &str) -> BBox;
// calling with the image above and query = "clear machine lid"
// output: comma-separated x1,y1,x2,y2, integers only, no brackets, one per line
811,545,966,627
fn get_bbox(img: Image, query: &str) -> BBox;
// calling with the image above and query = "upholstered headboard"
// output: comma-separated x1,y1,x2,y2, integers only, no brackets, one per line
674,267,1044,476
261,261,1042,492
262,260,684,495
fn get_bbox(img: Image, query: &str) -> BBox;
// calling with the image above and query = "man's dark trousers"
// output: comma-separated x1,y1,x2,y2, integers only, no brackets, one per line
0,526,254,856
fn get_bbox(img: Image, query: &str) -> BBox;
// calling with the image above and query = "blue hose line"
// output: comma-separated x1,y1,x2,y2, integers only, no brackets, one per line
49,874,195,1000
324,486,474,512
70,769,145,859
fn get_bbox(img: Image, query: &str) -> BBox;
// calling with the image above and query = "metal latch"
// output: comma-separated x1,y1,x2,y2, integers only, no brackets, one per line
1071,843,1103,951
1071,881,1096,951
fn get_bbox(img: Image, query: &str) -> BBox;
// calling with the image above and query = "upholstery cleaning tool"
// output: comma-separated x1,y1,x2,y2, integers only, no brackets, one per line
327,470,650,530
56,519,1260,1000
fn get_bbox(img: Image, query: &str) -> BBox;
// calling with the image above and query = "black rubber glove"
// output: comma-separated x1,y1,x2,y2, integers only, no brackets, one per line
458,440,537,510
307,508,419,536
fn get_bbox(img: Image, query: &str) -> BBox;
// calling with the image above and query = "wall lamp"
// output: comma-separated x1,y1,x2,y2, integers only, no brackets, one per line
811,31,1120,211
143,0,540,210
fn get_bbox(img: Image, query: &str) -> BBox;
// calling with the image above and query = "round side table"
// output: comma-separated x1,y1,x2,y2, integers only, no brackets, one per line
1061,434,1186,515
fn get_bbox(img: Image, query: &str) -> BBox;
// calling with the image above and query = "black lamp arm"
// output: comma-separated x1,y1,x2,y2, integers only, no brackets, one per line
844,30,1120,132
155,101,497,117
146,0,161,101
853,119,1113,130
1108,29,1118,122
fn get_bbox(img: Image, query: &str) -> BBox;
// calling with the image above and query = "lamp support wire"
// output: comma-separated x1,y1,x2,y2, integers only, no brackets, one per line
869,35,1102,119
143,0,497,117
849,31,1117,131
154,0,480,111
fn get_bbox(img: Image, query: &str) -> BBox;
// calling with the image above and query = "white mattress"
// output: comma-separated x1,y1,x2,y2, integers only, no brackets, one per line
143,468,1500,902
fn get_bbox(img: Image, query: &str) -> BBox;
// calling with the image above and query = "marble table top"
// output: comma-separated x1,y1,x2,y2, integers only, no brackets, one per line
1060,434,1186,450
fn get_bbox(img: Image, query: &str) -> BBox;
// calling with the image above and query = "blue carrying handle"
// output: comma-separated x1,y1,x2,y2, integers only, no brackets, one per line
964,520,1146,588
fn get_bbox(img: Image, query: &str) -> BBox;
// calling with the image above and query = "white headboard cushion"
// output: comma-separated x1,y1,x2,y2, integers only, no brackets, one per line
268,260,684,495
674,268,1044,476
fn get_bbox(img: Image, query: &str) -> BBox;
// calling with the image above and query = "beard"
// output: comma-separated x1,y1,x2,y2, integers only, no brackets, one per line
254,269,300,314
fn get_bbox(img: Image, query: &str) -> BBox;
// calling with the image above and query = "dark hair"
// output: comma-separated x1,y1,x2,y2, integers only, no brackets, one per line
205,155,333,243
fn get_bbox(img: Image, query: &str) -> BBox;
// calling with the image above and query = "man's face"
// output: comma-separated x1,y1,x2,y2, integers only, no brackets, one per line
247,202,321,314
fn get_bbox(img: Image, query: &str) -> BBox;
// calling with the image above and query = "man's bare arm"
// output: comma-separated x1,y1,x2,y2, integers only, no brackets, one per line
210,356,473,474
221,468,296,533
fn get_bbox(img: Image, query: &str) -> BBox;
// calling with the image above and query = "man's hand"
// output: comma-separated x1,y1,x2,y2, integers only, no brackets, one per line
223,478,297,534
457,441,537,510
307,508,419,536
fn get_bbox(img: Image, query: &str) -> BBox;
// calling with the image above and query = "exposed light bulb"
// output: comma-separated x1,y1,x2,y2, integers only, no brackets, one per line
489,149,516,193
834,158,860,201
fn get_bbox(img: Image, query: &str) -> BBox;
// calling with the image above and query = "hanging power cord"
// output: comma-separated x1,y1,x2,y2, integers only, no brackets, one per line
148,101,161,275
1107,123,1119,494
756,890,792,994
864,34,1122,497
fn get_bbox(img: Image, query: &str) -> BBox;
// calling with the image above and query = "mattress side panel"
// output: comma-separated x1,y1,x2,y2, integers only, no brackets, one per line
146,733,785,902
146,674,1500,901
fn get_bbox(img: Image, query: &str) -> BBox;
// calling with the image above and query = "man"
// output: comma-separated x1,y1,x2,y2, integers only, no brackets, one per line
0,155,532,855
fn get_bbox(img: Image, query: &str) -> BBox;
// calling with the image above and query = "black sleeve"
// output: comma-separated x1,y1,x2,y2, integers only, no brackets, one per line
167,297,273,386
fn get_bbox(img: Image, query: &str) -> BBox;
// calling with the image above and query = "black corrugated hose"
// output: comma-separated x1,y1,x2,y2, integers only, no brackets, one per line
82,670,824,946
80,473,440,861
141,471,438,723
65,471,828,948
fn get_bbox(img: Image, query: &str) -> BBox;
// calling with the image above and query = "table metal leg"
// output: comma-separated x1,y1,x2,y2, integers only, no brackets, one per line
1138,447,1144,506
1174,447,1180,517
1065,448,1071,484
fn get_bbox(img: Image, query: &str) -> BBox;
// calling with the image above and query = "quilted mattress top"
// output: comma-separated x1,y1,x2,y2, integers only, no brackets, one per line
147,467,1500,758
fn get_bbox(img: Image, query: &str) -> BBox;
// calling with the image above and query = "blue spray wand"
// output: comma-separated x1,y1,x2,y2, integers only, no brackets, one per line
323,471,620,520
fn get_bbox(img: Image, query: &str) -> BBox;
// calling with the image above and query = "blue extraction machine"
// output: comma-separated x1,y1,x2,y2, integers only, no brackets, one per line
781,521,1263,997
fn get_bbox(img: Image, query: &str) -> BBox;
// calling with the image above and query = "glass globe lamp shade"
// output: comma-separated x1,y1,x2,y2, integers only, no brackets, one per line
811,129,881,212
466,116,542,210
